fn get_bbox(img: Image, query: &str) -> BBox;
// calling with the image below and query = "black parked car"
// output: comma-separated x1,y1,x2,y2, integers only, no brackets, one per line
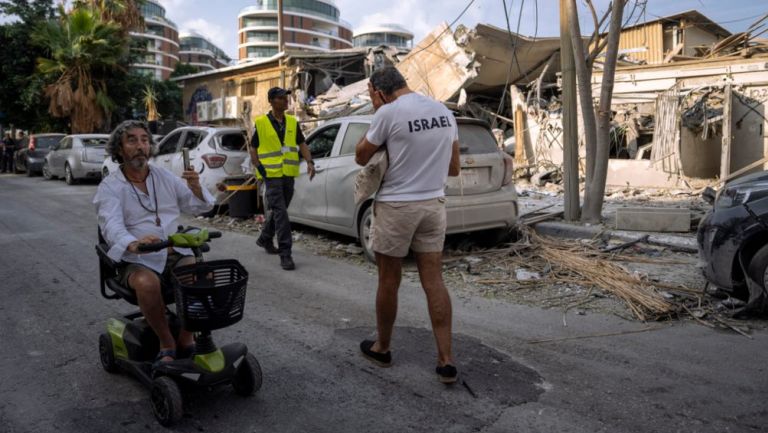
698,171,768,312
14,133,66,176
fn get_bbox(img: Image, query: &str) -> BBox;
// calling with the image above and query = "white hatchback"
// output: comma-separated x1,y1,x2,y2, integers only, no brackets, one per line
102,127,249,205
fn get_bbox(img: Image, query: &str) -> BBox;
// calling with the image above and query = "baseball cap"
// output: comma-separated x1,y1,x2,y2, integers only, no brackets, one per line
268,87,292,100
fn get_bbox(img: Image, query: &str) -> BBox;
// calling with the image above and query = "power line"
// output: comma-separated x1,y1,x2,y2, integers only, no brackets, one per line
494,0,533,122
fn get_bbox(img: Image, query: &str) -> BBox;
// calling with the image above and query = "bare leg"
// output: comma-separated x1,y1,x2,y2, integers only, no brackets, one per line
130,269,175,361
414,251,454,366
372,252,403,353
174,256,197,349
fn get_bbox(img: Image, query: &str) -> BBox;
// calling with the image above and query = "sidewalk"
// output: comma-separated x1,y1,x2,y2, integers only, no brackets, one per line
517,184,705,253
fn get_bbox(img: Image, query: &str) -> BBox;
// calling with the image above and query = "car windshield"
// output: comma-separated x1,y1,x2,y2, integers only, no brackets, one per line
457,124,498,154
218,133,246,151
82,138,108,147
35,136,64,149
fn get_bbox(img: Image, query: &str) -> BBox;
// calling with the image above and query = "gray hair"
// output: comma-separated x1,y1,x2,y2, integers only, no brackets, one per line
106,120,156,163
370,66,407,96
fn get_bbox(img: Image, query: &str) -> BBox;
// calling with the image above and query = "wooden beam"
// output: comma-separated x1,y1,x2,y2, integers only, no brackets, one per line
720,84,732,181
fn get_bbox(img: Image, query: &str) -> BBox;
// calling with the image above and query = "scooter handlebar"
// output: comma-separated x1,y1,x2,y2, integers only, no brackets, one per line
136,240,172,253
208,231,222,239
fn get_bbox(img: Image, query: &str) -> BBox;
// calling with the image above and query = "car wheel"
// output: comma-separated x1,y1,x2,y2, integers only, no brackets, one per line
25,159,34,177
358,205,375,263
42,162,54,180
745,244,768,308
475,228,514,248
64,164,77,185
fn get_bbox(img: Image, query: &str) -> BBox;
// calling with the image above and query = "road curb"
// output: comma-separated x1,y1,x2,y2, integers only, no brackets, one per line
532,221,698,253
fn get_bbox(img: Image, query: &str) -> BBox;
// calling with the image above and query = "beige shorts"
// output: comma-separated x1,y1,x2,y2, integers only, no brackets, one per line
371,197,447,258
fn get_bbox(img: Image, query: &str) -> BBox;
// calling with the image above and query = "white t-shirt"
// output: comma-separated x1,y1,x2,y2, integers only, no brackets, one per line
366,92,458,202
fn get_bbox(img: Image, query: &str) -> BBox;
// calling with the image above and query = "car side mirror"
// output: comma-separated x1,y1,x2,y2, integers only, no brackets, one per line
702,186,716,206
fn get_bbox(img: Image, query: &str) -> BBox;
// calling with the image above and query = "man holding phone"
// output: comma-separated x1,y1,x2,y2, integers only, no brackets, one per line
250,87,315,270
355,67,462,384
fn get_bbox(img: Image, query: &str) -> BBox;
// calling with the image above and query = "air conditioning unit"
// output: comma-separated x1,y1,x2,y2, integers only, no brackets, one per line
196,101,210,122
224,96,239,119
210,98,223,120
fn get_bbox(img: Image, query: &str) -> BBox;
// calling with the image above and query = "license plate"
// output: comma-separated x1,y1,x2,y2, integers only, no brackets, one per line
460,168,482,186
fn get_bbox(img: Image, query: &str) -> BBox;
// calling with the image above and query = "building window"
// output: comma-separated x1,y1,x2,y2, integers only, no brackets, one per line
242,79,256,96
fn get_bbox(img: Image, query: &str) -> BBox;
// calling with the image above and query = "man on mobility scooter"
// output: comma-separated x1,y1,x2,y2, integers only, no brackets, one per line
94,121,261,426
95,120,214,364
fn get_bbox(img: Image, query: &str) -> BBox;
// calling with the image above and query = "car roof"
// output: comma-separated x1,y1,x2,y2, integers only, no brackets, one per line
169,126,244,133
312,115,491,129
66,134,110,139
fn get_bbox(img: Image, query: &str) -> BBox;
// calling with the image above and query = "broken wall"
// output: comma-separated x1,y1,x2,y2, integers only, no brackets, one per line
729,86,768,175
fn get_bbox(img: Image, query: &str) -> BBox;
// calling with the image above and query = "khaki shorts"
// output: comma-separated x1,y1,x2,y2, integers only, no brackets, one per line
118,251,191,289
371,197,447,258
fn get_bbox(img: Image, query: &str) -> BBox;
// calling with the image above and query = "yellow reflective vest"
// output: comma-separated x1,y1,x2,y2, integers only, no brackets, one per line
254,114,300,179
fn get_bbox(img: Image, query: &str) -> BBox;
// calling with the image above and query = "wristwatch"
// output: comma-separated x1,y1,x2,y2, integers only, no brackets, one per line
307,160,315,166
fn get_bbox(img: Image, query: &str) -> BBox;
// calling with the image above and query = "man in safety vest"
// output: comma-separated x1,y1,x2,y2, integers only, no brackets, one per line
250,87,316,270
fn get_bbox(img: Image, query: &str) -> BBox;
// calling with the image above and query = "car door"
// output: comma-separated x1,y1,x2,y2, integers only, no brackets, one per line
52,137,71,176
324,121,370,228
153,130,184,171
289,123,341,221
170,130,205,176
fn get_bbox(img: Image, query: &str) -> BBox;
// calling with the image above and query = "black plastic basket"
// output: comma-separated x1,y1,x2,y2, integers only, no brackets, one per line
170,259,249,332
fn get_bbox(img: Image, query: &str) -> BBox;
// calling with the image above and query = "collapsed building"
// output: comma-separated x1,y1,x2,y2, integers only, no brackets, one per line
173,9,768,190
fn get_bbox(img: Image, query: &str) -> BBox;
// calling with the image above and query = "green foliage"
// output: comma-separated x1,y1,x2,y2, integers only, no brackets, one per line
0,0,58,130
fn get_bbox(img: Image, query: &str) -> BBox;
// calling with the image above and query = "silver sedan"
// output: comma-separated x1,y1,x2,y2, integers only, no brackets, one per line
44,134,110,185
286,115,519,261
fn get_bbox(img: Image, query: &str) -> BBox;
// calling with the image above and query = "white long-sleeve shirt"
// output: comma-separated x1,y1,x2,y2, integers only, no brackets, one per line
93,164,215,273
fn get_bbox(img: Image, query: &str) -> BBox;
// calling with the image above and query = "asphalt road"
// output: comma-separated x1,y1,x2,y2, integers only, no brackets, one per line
1,173,767,433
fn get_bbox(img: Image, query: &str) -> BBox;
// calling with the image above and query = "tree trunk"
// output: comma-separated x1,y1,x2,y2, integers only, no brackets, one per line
567,0,598,194
580,0,626,223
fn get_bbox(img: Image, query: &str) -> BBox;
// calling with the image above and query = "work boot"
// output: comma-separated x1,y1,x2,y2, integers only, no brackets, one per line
256,238,280,255
280,255,296,271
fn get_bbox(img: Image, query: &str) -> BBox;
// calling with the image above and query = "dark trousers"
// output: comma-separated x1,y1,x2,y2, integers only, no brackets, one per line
259,177,295,257
1,150,13,173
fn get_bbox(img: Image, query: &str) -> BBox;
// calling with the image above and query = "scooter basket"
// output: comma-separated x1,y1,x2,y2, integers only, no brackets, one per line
170,259,248,332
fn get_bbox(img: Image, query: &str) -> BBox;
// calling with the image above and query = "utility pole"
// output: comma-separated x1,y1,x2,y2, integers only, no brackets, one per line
278,0,286,88
560,0,580,221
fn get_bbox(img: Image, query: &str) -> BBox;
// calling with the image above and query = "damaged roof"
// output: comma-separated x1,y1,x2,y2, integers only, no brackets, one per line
620,9,731,38
456,23,563,93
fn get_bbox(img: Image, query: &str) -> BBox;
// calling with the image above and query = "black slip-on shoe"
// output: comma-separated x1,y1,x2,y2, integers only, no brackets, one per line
280,255,296,270
359,340,392,368
436,364,458,384
257,238,280,255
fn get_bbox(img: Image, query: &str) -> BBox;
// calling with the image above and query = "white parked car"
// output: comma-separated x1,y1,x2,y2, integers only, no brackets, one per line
44,134,109,184
287,115,519,261
102,127,249,205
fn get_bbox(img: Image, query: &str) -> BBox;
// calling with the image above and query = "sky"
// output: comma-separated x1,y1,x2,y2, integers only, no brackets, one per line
2,0,766,60
156,0,766,61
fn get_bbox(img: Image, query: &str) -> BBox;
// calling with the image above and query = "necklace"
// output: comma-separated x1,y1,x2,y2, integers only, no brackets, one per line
127,170,161,226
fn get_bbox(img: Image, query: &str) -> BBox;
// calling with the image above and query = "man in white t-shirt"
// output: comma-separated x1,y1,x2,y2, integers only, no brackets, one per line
355,67,461,384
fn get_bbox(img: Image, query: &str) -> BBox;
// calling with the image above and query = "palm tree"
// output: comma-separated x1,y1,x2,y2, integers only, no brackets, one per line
33,8,126,133
143,84,158,121
73,0,145,34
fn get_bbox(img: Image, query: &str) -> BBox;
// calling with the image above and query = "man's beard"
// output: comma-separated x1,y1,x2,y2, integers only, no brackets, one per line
126,153,148,169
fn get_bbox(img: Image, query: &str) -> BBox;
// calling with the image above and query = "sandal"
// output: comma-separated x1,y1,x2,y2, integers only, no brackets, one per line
152,349,176,369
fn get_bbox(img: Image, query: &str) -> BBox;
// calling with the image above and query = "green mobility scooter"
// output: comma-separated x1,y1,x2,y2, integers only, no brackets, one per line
96,226,262,426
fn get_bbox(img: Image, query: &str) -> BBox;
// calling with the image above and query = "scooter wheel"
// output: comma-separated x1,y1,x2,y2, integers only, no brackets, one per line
98,333,119,373
232,353,263,396
151,376,184,427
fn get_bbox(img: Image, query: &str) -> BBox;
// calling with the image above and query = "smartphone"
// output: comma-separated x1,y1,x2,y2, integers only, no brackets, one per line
182,148,191,170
